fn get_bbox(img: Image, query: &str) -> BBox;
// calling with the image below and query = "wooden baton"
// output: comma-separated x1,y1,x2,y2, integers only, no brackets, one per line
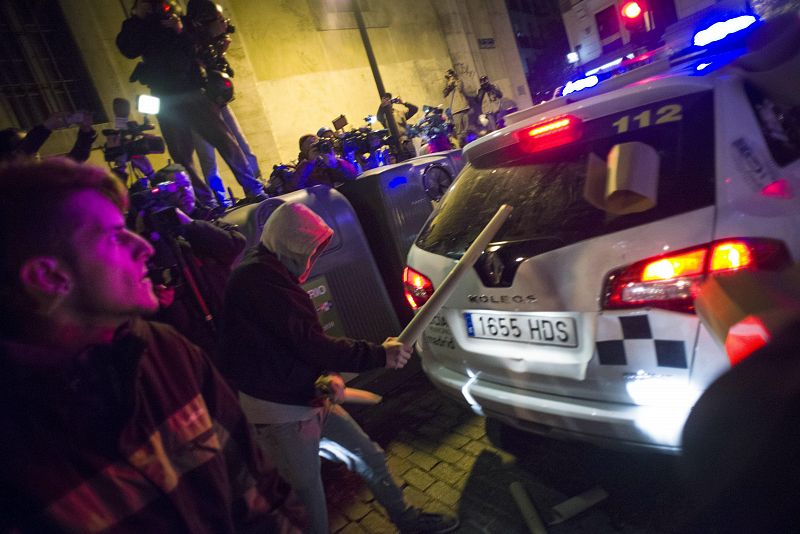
398,203,513,346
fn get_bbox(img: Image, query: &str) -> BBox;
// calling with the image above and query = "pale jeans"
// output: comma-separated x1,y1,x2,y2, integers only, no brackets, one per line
253,404,408,534
193,105,261,203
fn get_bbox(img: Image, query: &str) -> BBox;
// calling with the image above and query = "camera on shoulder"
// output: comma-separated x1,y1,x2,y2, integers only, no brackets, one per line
314,138,334,156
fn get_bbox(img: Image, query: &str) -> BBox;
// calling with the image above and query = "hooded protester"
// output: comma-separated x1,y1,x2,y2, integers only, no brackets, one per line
218,203,459,534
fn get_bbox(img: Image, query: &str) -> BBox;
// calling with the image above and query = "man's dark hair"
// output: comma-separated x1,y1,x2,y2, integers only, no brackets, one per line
382,92,392,99
298,134,316,151
0,158,127,334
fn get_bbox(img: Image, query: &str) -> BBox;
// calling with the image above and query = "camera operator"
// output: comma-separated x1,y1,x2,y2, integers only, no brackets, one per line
132,163,245,358
0,111,96,164
187,0,262,207
376,92,418,138
442,68,471,147
289,135,357,191
116,0,266,210
377,92,418,157
477,75,503,132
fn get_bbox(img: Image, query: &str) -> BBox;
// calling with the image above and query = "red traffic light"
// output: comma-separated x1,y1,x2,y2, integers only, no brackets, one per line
621,1,643,20
620,0,651,34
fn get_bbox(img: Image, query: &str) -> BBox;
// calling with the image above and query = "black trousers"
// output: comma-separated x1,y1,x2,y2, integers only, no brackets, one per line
157,91,264,205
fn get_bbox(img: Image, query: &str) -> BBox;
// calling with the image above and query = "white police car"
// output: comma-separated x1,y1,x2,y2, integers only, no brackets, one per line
403,10,800,453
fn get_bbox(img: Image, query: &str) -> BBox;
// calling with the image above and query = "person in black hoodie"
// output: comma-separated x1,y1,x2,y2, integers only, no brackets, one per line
219,202,459,534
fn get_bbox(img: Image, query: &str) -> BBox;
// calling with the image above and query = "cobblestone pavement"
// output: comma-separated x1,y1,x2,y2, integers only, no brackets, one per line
323,369,690,534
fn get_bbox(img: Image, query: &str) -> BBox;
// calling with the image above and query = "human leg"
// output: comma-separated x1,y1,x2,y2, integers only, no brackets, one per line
220,105,262,179
156,97,217,207
253,416,329,534
486,112,498,132
319,404,408,522
453,111,469,146
192,131,229,206
184,93,265,198
320,405,459,532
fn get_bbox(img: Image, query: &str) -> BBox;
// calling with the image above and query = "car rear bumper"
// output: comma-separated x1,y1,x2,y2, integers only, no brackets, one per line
423,360,691,454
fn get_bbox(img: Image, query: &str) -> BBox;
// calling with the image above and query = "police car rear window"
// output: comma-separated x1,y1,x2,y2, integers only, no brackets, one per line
416,91,715,259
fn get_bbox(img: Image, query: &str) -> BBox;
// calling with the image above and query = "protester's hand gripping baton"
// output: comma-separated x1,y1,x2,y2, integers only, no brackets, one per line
398,204,514,346
321,204,512,406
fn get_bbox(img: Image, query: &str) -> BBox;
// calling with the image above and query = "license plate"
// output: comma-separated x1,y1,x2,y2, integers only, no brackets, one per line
464,312,578,347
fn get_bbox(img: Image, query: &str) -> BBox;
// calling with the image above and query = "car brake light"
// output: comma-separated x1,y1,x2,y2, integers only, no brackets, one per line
642,249,706,281
603,238,791,313
515,115,583,153
403,266,434,310
710,241,752,271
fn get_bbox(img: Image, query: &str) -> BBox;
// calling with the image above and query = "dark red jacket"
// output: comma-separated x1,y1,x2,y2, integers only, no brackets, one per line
0,319,304,533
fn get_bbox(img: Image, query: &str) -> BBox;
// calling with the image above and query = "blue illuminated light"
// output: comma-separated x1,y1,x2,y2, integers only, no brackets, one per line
696,62,712,71
562,75,599,96
388,176,407,189
693,15,757,47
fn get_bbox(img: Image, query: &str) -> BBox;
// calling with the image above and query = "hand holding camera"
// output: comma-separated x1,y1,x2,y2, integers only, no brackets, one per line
160,14,183,33
43,110,91,131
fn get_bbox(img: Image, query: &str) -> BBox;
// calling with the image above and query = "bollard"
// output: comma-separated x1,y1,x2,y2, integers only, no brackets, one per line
549,486,609,524
509,481,548,534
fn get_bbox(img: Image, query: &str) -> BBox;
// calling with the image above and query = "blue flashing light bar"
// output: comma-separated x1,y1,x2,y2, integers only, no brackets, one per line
562,75,599,96
585,57,624,77
693,15,757,47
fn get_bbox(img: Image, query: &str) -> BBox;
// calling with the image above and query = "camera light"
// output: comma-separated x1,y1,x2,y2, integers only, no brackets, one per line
137,94,161,115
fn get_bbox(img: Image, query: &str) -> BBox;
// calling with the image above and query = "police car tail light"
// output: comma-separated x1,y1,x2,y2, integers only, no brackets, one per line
603,239,790,313
515,115,583,153
403,266,434,310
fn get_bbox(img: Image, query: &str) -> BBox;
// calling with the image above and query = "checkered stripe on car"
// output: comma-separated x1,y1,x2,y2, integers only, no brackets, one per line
595,314,689,368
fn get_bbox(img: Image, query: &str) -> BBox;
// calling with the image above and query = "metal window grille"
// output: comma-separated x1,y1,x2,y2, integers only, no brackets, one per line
0,0,107,129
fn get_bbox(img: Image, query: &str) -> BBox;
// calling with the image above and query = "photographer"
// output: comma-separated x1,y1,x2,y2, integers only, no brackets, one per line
133,164,246,357
116,0,266,209
376,92,418,139
0,111,96,164
187,0,262,206
442,68,471,146
289,134,357,191
477,75,503,132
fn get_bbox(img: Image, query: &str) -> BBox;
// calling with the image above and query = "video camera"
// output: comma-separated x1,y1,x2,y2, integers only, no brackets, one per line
407,105,450,140
129,178,185,287
144,0,181,20
266,164,295,196
102,122,164,162
313,138,335,155
102,97,164,162
341,128,389,155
